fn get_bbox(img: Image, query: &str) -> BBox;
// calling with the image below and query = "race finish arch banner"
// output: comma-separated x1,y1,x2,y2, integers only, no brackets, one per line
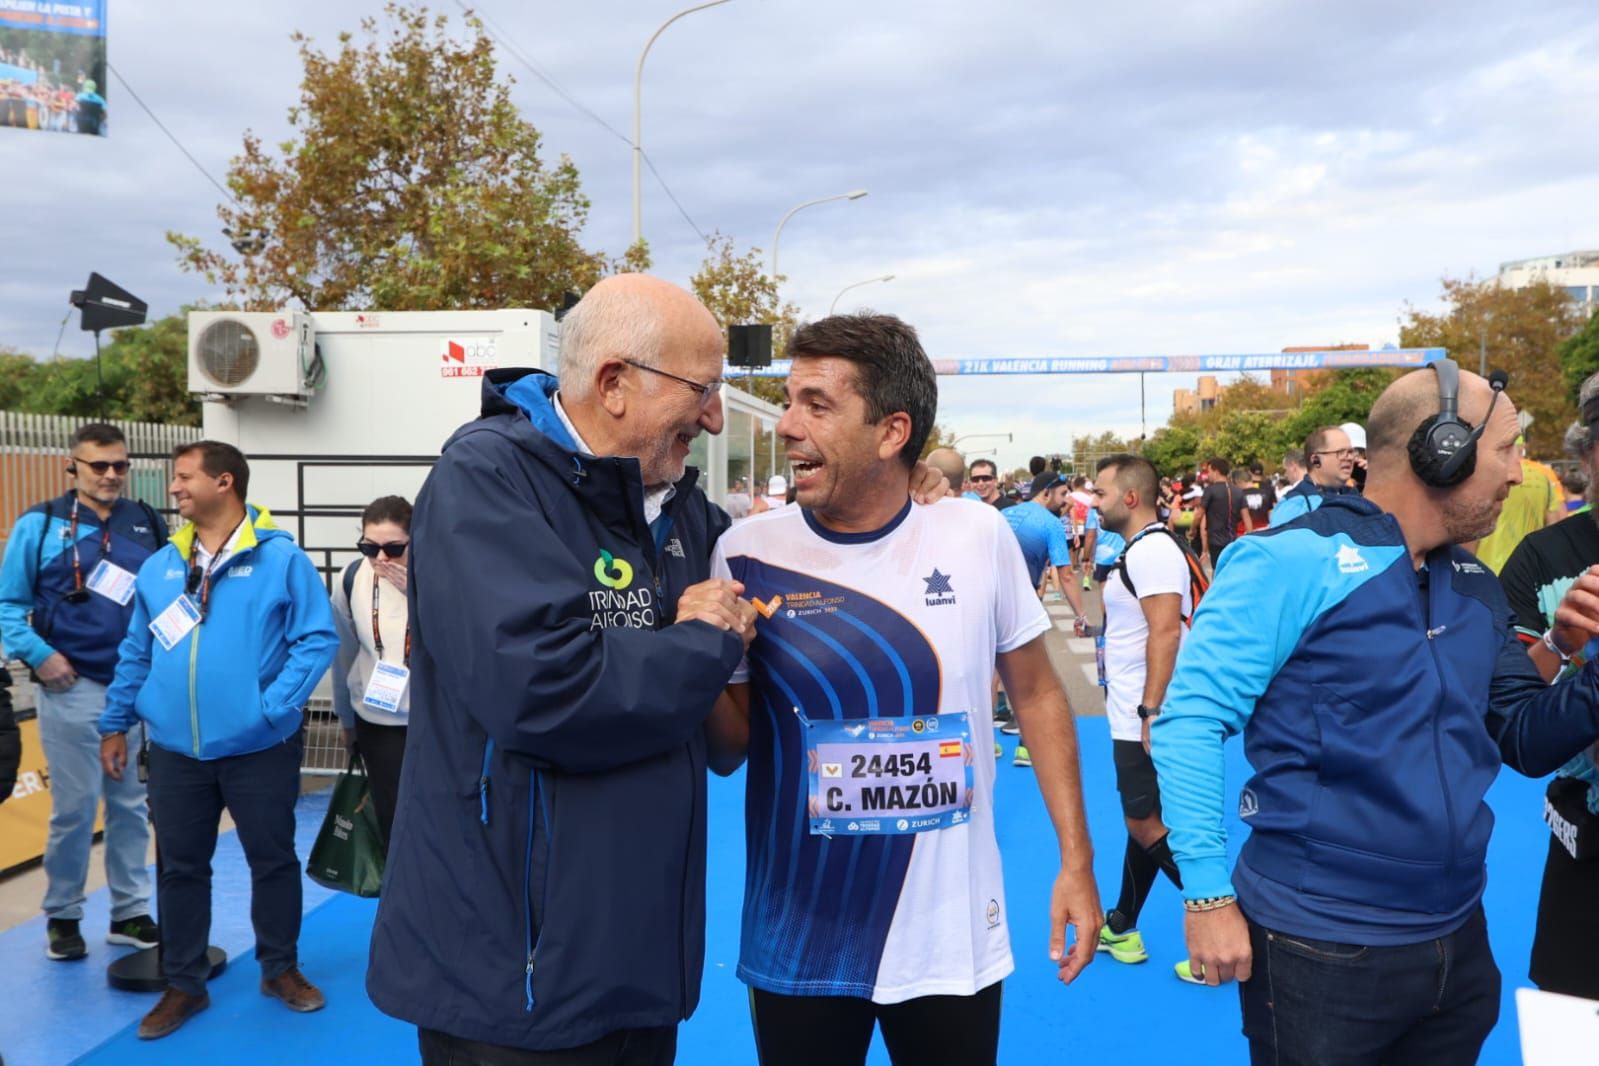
0,0,108,136
723,347,1448,378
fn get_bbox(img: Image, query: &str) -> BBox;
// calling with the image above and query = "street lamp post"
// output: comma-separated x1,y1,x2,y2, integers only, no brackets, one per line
951,432,1013,449
771,189,868,280
828,274,896,315
633,0,732,247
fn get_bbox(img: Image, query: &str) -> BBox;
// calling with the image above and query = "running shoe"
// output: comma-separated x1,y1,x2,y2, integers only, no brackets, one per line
1000,720,1022,736
1097,924,1148,964
1082,574,1092,591
109,914,161,949
46,918,87,961
1174,960,1208,985
1013,745,1032,768
994,740,1003,758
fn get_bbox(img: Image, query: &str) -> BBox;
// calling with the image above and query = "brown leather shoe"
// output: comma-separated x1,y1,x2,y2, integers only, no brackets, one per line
260,966,326,1012
138,987,210,1040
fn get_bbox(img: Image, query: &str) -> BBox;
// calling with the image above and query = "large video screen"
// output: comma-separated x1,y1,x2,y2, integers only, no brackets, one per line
0,1,107,136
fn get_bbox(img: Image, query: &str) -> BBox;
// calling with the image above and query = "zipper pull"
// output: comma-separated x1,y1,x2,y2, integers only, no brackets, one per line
1427,625,1447,640
479,777,491,825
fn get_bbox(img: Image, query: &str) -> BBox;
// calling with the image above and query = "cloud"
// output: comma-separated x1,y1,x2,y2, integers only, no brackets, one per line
2,0,1597,464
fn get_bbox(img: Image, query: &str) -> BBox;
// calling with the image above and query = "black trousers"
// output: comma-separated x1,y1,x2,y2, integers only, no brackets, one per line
352,716,407,846
749,983,1002,1066
146,733,303,995
418,1026,677,1066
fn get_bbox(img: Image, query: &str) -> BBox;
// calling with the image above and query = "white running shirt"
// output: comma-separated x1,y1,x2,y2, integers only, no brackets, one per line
711,497,1049,1003
1100,524,1192,741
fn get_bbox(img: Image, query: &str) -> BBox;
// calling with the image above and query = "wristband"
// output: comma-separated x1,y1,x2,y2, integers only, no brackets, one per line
1543,629,1574,663
1136,704,1160,720
1183,895,1237,913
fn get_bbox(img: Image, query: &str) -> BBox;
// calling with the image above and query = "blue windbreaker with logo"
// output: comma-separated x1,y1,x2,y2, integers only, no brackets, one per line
0,493,167,682
366,369,745,1051
1152,494,1599,944
98,507,337,759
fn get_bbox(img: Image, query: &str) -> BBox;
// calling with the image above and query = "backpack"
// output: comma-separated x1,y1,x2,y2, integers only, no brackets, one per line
341,557,362,608
1115,524,1210,626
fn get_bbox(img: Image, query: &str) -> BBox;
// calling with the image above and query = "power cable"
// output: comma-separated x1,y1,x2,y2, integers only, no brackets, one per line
460,1,710,243
107,62,237,206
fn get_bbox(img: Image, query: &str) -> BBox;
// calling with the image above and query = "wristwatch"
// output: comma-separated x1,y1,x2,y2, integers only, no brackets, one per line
1136,704,1160,720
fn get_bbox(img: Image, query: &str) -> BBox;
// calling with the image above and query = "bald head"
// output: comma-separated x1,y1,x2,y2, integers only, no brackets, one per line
1366,366,1504,461
924,447,966,494
558,274,723,400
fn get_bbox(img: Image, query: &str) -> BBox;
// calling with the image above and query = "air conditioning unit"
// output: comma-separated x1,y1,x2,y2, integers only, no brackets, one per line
187,311,318,397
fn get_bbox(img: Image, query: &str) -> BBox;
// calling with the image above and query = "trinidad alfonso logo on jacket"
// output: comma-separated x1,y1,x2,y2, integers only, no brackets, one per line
589,549,655,630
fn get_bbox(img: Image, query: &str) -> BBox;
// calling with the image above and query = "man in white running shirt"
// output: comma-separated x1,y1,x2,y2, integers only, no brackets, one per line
705,313,1101,1066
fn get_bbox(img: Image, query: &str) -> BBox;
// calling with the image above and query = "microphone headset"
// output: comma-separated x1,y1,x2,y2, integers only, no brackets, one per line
1407,358,1509,487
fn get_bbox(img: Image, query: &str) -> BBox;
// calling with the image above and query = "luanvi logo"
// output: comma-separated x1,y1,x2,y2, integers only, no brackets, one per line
593,550,634,590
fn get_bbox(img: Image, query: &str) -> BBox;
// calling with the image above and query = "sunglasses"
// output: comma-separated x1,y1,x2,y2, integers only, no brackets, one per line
970,475,996,483
357,540,409,559
72,460,130,475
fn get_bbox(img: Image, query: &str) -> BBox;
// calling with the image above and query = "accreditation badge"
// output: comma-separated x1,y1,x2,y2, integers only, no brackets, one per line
85,559,137,606
805,711,974,836
361,662,410,713
149,595,201,651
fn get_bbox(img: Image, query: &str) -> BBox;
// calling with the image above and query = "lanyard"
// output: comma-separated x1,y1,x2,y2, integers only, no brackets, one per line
191,518,244,621
68,496,113,592
370,565,411,666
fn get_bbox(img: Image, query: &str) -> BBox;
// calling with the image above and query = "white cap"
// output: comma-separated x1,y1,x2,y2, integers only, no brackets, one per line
1340,422,1367,450
768,475,788,495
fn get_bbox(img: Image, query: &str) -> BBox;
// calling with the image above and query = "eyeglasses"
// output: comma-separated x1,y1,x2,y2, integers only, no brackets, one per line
623,359,724,409
969,475,996,483
357,540,408,559
73,460,130,475
1314,448,1355,459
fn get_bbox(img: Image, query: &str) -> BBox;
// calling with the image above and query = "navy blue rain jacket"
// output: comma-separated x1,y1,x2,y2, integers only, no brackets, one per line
367,369,744,1051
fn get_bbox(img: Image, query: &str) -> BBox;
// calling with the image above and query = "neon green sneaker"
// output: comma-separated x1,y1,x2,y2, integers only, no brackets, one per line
1174,960,1207,985
994,740,1003,758
1097,924,1148,964
1013,744,1032,767
1082,573,1092,591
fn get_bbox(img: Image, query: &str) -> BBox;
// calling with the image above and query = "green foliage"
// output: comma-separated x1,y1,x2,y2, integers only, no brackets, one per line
690,232,798,408
1558,308,1599,405
0,313,200,426
168,3,629,314
1141,421,1203,477
1400,276,1583,456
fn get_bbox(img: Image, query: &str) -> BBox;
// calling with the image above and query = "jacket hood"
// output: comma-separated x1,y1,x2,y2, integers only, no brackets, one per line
168,504,288,563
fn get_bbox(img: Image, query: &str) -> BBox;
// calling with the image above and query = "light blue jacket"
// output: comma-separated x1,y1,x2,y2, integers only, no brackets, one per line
99,506,337,760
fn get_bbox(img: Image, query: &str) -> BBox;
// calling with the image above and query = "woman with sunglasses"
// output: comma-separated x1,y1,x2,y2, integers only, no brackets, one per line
330,496,413,845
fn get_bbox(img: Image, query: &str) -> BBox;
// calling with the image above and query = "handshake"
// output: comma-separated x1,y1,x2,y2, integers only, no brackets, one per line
676,579,759,647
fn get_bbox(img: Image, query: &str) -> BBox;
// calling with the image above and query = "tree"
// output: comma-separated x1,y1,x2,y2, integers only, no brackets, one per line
1558,307,1599,403
1400,277,1584,456
168,4,629,314
1141,421,1203,477
689,232,799,407
0,314,201,425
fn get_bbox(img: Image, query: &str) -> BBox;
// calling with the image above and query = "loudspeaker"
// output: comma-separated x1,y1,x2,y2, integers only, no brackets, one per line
70,273,147,333
728,324,773,368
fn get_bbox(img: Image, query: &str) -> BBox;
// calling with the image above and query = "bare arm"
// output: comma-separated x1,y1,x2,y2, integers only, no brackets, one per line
706,683,752,776
997,635,1102,984
1052,565,1086,617
1138,592,1183,749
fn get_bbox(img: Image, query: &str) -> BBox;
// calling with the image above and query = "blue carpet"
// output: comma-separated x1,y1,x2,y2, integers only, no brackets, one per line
5,718,1550,1064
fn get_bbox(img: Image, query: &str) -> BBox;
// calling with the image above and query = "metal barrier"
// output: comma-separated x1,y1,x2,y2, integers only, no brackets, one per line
300,699,349,777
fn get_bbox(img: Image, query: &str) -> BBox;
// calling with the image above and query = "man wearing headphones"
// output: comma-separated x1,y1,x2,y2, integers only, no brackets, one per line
0,423,165,963
1151,364,1599,1064
1267,424,1359,527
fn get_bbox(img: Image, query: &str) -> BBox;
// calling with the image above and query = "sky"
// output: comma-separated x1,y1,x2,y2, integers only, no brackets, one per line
3,0,1598,471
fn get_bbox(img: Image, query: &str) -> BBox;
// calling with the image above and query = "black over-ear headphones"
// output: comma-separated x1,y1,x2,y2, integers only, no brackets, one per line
1407,358,1507,487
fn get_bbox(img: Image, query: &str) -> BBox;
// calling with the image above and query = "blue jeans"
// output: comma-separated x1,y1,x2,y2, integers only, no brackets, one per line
1240,907,1500,1065
36,678,151,922
146,733,304,995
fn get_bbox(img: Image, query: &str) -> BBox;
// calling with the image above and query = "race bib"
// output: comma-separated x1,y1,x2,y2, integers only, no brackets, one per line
86,559,137,606
149,595,201,651
361,662,410,713
805,711,974,836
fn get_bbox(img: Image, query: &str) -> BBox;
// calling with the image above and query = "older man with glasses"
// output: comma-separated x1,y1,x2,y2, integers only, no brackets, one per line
0,422,167,964
1268,424,1361,527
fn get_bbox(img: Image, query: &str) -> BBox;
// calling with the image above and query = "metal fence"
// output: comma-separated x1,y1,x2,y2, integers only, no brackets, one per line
0,410,354,777
0,410,201,550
